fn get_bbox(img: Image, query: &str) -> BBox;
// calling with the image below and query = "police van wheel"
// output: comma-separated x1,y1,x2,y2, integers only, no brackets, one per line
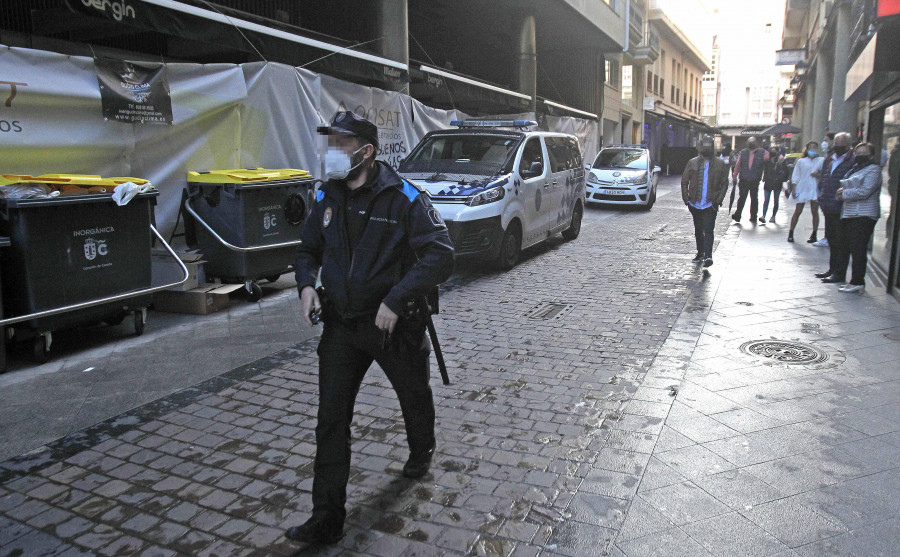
497,222,521,270
562,202,583,240
265,274,281,283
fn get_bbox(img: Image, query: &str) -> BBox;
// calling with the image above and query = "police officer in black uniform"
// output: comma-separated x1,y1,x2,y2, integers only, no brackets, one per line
284,112,454,545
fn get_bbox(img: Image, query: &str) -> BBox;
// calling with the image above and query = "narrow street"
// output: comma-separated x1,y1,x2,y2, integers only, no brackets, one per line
2,175,896,556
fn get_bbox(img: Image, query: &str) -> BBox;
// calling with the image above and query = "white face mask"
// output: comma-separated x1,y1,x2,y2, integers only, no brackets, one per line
324,145,366,180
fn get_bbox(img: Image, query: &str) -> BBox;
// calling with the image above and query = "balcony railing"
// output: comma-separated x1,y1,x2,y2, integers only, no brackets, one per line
630,26,659,64
850,0,876,58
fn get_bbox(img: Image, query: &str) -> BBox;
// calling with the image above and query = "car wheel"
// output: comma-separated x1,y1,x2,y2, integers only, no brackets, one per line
562,201,583,240
644,188,656,210
497,221,521,270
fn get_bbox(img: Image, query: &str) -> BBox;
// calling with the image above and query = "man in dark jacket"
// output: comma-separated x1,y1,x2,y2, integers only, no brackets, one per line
815,132,854,281
682,137,729,267
285,112,454,545
731,136,770,223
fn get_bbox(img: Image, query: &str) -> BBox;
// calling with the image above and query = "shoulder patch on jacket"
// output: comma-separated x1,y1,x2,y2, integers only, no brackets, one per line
400,180,421,203
316,189,324,202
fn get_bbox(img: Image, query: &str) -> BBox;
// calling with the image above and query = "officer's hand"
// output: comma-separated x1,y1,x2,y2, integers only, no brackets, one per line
375,303,399,334
300,286,321,327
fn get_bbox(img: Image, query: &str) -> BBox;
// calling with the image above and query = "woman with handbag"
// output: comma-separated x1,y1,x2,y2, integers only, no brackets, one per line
826,142,882,293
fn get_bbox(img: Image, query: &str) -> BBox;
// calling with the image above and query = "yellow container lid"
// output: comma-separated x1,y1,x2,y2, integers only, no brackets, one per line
187,168,312,184
0,174,151,187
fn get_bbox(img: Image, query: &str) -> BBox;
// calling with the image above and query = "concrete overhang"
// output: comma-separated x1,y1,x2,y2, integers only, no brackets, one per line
648,9,709,72
513,0,625,52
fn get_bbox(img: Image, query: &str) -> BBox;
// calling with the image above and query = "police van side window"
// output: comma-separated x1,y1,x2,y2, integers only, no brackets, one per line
519,138,544,175
546,137,570,173
567,138,583,169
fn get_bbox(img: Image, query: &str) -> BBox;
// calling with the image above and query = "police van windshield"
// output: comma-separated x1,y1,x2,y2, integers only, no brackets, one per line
400,134,520,178
593,149,647,170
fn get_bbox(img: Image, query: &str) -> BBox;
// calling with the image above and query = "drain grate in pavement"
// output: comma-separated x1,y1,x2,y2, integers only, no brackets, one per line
525,301,575,321
740,340,828,364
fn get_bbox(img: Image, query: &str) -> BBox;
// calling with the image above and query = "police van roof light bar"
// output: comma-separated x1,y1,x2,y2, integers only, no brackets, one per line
450,119,538,129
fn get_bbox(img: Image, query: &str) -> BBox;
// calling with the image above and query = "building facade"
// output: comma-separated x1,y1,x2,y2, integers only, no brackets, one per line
642,2,712,174
1,0,630,145
783,0,900,298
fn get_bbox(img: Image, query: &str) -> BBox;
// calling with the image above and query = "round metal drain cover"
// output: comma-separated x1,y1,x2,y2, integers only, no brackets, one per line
740,340,828,364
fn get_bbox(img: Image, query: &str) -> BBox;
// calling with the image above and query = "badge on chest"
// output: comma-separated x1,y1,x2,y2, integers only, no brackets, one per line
323,207,333,228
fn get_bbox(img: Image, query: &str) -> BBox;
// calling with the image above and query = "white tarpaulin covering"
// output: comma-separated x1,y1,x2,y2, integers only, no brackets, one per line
0,44,598,237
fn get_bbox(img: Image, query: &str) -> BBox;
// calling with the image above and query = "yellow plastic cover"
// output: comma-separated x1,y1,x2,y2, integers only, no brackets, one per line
187,168,312,184
0,174,151,187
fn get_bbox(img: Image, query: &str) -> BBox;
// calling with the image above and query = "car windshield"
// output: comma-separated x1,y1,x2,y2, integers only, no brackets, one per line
593,149,647,170
399,134,519,179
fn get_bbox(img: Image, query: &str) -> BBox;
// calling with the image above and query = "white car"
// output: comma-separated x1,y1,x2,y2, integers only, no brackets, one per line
585,144,660,209
398,120,586,269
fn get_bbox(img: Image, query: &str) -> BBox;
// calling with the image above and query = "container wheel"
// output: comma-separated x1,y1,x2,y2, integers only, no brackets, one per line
265,274,281,283
246,281,263,302
133,310,146,336
32,335,50,364
103,312,127,326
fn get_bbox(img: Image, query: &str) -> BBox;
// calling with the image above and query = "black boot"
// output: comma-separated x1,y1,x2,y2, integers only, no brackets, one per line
402,443,435,479
285,514,344,545
807,233,817,243
787,231,794,243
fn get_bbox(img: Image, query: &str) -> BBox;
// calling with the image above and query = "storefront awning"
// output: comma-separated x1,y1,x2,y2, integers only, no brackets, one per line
63,0,408,85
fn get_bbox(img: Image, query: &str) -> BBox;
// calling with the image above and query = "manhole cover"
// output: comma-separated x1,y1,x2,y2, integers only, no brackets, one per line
740,340,828,364
524,302,575,321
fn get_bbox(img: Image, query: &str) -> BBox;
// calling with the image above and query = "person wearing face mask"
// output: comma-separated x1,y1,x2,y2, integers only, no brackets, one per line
814,132,855,279
787,141,824,243
731,136,770,223
287,111,454,545
681,137,729,267
760,147,788,224
826,142,882,293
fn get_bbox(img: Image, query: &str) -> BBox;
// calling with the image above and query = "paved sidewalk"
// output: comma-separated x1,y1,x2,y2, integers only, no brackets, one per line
0,180,897,556
611,214,900,556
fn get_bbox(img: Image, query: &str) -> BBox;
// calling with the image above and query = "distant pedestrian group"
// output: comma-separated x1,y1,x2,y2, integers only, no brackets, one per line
682,133,883,294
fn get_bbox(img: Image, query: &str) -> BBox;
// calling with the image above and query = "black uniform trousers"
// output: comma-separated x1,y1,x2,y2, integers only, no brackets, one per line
822,211,842,276
312,307,434,523
688,205,717,258
734,179,761,220
830,216,877,286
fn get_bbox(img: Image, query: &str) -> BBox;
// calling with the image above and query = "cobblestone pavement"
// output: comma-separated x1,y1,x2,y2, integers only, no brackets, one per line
0,176,897,556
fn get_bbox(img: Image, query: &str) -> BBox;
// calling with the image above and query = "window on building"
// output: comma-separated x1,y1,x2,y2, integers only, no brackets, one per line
660,78,664,95
605,59,620,89
647,70,653,92
622,65,633,102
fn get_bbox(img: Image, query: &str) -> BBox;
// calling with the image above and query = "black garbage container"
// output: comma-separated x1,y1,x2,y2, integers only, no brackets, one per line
184,168,316,301
0,174,158,362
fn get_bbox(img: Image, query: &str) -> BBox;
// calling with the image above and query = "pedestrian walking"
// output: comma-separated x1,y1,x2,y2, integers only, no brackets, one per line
681,137,729,268
815,133,855,280
286,111,454,545
760,147,788,224
731,136,769,223
825,142,882,293
787,141,823,243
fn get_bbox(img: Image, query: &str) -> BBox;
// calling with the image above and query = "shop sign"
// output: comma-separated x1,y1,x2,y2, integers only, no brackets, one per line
877,0,900,18
775,49,806,66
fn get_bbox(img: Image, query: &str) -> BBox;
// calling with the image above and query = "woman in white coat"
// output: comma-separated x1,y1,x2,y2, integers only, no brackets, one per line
788,141,824,243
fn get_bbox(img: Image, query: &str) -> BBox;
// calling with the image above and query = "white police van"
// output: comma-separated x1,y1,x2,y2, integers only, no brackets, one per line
398,120,585,269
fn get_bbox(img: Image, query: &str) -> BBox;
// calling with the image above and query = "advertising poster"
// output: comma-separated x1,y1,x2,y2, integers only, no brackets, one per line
95,57,173,124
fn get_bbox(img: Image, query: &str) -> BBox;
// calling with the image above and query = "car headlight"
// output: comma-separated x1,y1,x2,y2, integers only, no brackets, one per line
587,174,601,185
618,171,648,185
466,185,505,207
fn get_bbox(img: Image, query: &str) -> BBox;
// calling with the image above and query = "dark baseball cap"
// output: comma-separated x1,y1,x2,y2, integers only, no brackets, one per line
317,111,379,149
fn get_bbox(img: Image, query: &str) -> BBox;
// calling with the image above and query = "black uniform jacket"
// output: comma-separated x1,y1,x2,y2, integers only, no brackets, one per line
294,161,454,319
